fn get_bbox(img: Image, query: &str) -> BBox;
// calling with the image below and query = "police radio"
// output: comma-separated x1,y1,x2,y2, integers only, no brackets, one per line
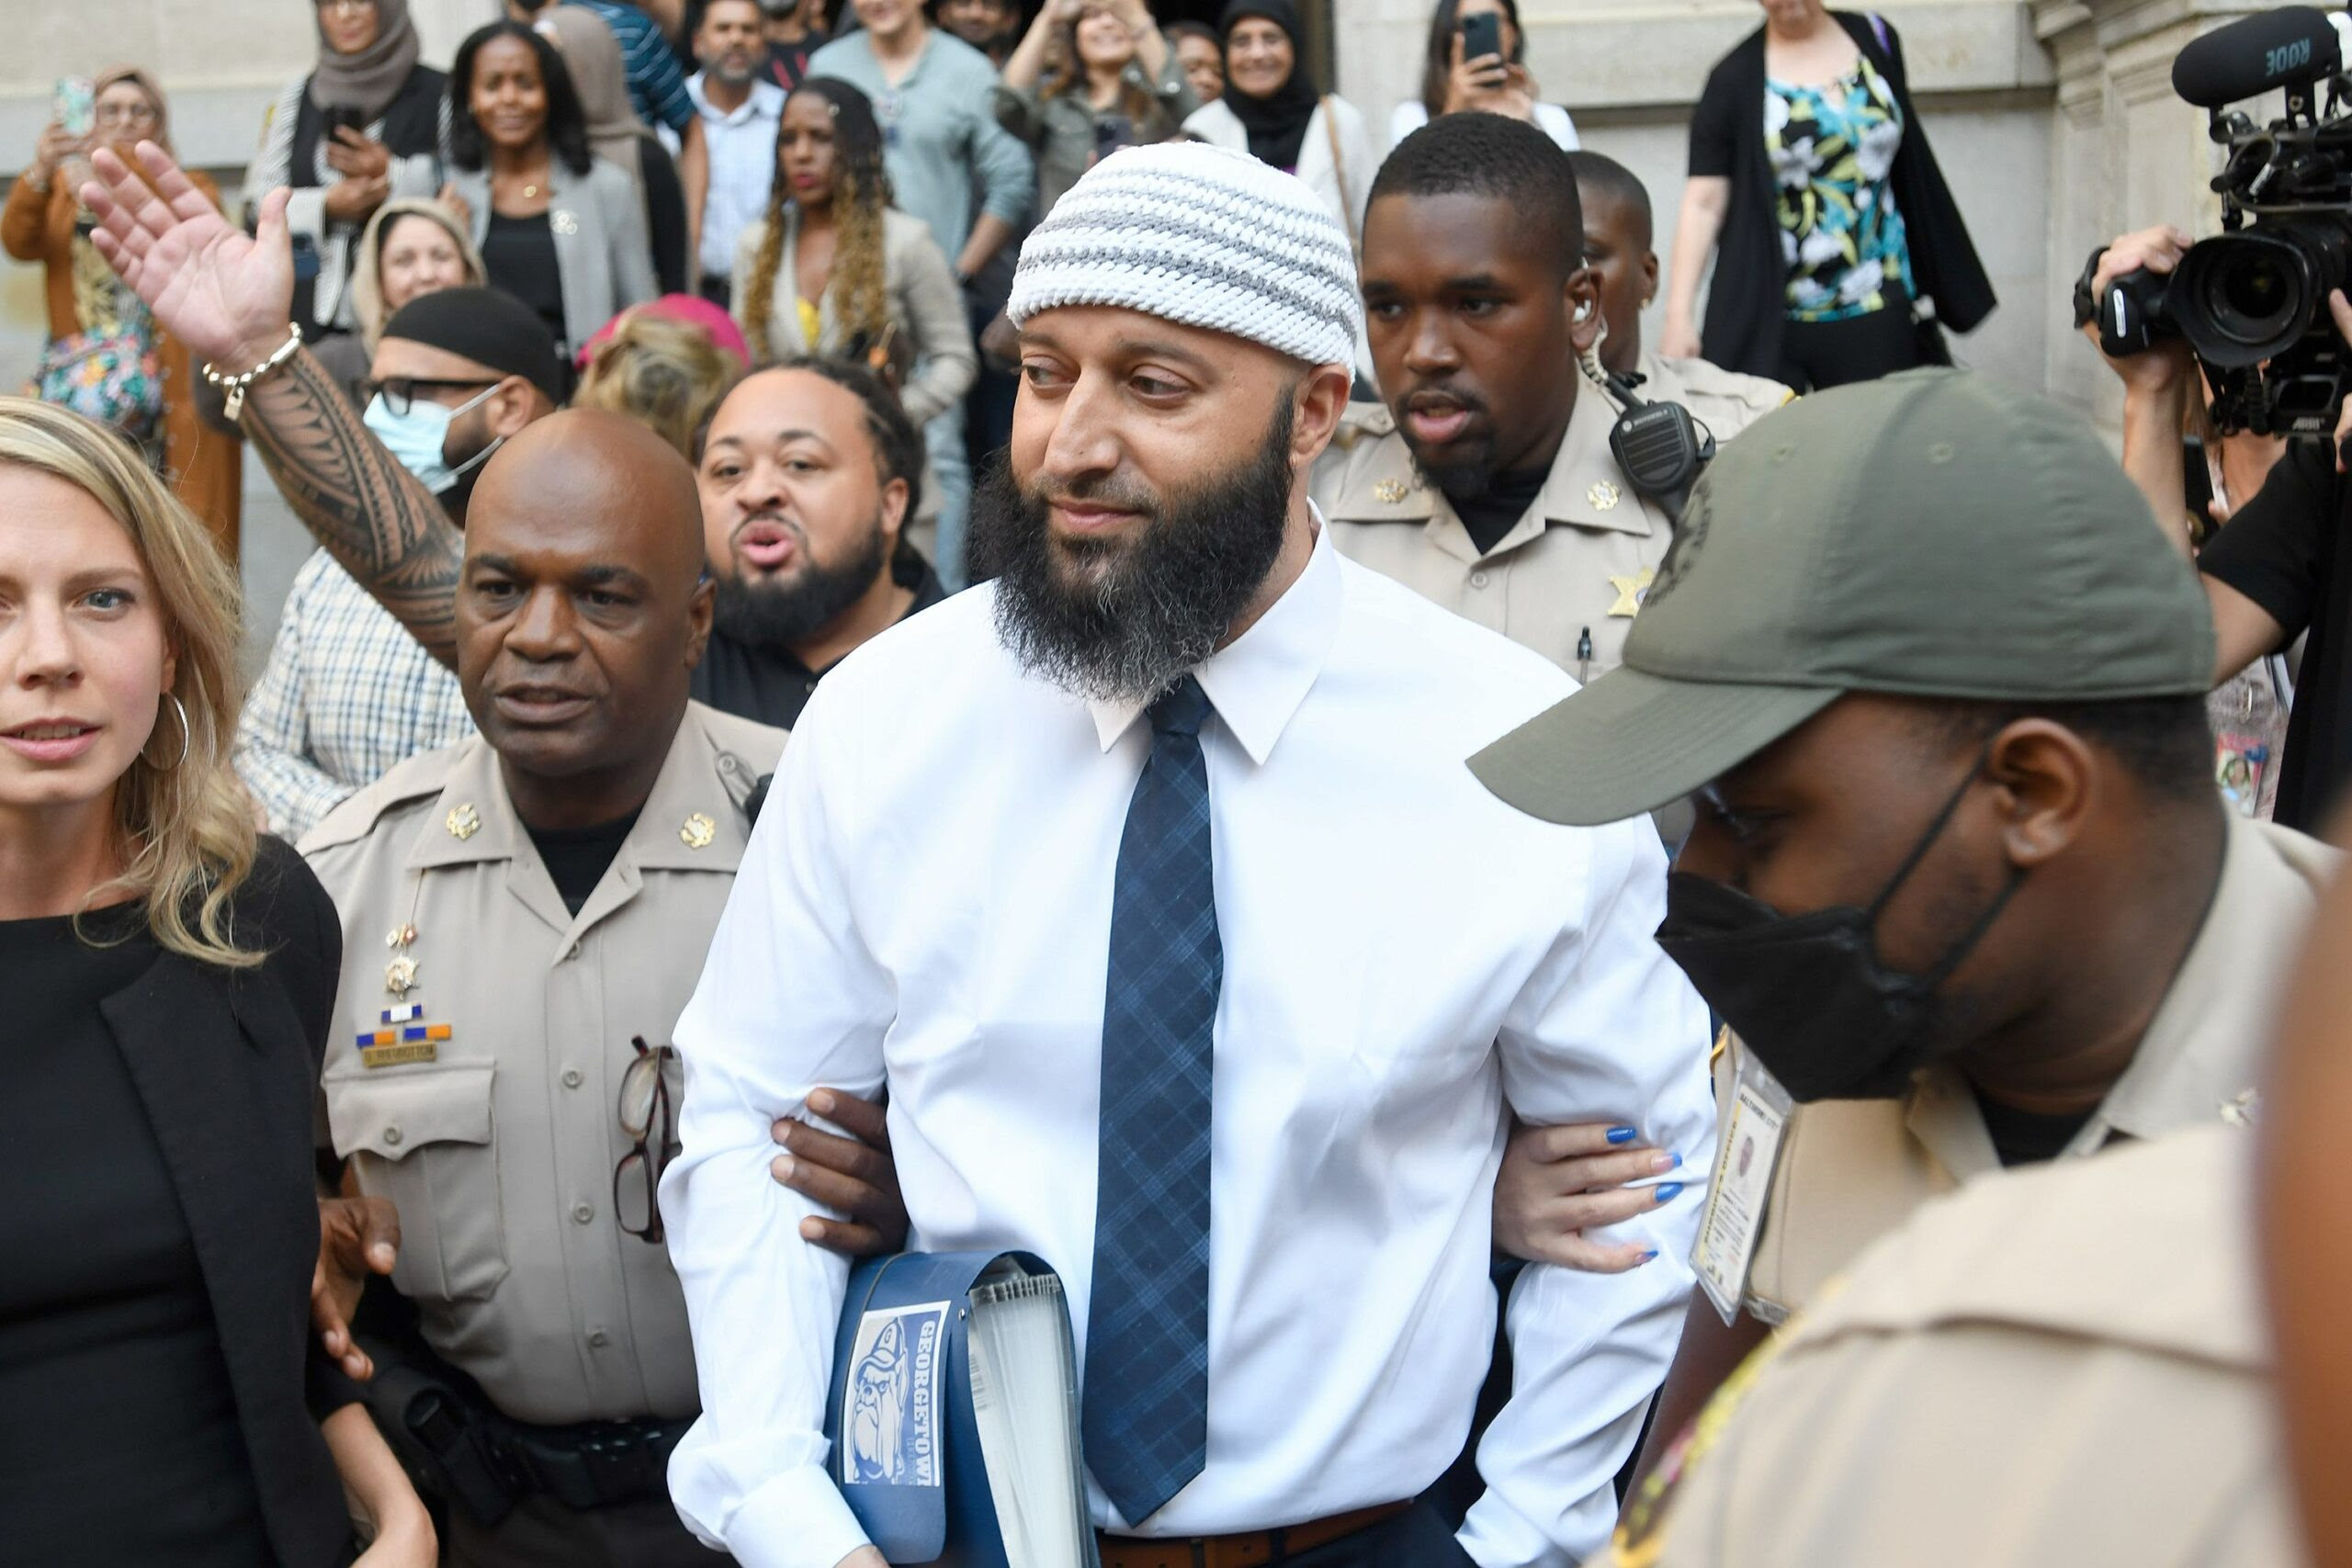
1605,370,1716,523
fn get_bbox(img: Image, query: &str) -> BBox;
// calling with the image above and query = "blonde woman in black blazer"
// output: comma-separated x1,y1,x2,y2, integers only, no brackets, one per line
0,398,433,1566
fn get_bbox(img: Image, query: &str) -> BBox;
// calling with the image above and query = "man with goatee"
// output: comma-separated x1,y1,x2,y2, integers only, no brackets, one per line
660,142,1713,1568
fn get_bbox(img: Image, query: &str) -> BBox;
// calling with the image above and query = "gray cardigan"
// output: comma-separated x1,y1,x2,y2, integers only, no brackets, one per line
446,154,658,353
729,207,978,427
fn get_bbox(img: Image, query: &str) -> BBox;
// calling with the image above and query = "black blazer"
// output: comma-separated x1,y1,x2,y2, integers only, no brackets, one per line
1689,10,1996,379
96,837,359,1568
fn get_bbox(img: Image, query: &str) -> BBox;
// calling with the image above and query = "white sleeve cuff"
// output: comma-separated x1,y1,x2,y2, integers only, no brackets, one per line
719,1464,872,1568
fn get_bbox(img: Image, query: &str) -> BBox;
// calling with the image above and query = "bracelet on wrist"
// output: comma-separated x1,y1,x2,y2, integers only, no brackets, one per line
201,322,303,421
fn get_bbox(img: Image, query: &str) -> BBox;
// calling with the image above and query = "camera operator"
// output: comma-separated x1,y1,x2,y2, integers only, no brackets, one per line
2086,229,2344,829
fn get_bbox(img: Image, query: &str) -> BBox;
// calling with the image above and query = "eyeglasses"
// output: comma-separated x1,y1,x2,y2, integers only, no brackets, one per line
366,376,499,417
614,1036,680,1245
94,102,160,128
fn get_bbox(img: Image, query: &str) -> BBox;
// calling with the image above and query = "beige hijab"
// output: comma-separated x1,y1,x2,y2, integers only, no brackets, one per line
536,6,648,203
349,198,488,348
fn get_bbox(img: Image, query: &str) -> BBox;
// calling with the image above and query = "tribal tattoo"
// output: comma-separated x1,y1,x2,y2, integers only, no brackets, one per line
239,347,465,668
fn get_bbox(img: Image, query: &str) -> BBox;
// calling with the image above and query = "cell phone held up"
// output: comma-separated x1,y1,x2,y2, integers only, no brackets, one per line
53,76,96,139
1459,9,1504,68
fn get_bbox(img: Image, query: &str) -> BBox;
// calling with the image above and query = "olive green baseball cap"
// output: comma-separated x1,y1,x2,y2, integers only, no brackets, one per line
1469,367,2217,826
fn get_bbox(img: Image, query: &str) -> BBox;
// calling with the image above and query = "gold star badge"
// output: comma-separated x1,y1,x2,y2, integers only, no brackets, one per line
680,812,717,850
1588,479,1623,512
1373,478,1408,504
446,803,481,840
384,954,420,998
1607,566,1656,617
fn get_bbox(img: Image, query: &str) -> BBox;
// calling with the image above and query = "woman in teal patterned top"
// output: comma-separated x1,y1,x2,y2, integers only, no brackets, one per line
1769,54,1909,322
1664,2,1995,390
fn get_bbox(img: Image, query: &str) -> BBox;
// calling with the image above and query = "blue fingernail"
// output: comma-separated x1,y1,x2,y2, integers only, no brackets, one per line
1606,1126,1638,1144
1639,1249,1659,1262
1656,1182,1685,1203
1670,1152,1682,1168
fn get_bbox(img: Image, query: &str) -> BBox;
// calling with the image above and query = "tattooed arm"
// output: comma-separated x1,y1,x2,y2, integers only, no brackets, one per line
234,349,462,665
82,141,462,667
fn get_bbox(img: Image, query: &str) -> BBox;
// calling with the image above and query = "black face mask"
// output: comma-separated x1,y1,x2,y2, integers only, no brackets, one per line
1655,758,2023,1103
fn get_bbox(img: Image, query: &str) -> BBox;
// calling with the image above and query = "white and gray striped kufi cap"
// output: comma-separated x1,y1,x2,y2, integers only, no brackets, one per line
1006,141,1363,368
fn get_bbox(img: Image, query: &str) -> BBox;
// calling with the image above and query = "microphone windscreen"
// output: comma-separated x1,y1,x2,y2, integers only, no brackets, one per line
2172,6,2341,107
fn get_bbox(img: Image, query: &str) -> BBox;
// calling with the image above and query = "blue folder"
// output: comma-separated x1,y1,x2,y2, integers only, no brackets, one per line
824,1250,1097,1567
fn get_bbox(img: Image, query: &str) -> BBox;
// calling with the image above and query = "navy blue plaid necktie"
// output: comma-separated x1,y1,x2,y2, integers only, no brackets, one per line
1081,674,1219,1526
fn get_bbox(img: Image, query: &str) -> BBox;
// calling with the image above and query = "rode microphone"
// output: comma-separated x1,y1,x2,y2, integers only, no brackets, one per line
2172,6,2346,108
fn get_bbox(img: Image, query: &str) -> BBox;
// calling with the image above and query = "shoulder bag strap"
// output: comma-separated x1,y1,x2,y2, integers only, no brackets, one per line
1322,96,1359,253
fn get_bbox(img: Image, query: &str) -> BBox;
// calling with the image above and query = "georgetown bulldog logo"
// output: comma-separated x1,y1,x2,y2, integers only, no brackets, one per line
842,1301,951,1487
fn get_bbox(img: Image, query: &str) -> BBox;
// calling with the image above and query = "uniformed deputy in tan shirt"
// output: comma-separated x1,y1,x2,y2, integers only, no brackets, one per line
1469,371,2321,1511
307,700,780,1427
1605,1126,2301,1568
1316,352,1788,683
1726,811,2330,1324
299,410,788,1568
1319,118,1787,687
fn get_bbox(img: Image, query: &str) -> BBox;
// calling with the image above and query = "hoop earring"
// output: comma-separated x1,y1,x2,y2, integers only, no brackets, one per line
148,693,191,772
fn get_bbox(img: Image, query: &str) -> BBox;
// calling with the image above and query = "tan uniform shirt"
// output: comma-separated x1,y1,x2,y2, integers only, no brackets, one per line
1609,1126,2300,1568
1725,814,2335,1324
301,702,786,1427
1314,353,1792,681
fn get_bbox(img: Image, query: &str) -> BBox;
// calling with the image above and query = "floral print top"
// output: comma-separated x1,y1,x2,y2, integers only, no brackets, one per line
1767,55,1912,321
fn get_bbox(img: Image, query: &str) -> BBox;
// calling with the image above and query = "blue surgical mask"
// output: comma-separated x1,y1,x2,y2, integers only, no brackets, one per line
363,384,502,495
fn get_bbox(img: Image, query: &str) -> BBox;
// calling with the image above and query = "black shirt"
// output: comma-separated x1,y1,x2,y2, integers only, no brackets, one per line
2196,438,2346,829
691,552,948,729
0,907,274,1565
481,209,570,352
1970,1085,2097,1169
526,808,643,915
1450,466,1552,557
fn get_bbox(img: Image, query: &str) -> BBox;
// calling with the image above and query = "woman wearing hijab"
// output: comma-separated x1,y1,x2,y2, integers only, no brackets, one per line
1182,0,1376,249
247,0,448,343
536,4,695,295
295,197,490,410
7,68,243,558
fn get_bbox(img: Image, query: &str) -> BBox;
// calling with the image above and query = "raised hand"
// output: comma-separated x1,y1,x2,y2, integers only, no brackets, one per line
81,140,297,369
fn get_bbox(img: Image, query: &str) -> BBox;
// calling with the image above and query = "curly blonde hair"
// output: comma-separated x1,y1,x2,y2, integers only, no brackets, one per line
573,308,745,459
741,78,895,367
0,398,262,967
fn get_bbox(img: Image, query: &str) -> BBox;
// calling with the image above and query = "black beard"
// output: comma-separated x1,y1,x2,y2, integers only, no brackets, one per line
1407,439,1501,504
968,399,1295,703
710,515,890,652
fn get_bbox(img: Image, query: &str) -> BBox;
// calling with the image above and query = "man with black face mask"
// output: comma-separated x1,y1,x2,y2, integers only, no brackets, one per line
1472,367,2336,1503
234,285,562,836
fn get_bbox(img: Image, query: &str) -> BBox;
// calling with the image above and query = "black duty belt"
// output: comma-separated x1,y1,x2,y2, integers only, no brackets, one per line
372,1349,692,1524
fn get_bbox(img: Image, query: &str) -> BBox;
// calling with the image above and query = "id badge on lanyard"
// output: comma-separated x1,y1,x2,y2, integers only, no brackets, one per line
1691,1043,1793,1326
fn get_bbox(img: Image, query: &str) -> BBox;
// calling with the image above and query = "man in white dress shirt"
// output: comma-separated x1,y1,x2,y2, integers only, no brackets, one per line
659,142,1713,1568
689,0,786,303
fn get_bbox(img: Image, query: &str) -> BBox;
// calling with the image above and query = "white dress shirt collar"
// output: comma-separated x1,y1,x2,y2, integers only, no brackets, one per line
1085,516,1341,766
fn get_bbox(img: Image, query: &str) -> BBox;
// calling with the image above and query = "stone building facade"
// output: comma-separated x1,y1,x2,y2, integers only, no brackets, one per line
0,0,2299,649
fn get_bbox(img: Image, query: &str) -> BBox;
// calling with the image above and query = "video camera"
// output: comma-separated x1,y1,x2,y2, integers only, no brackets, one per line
2079,6,2352,436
